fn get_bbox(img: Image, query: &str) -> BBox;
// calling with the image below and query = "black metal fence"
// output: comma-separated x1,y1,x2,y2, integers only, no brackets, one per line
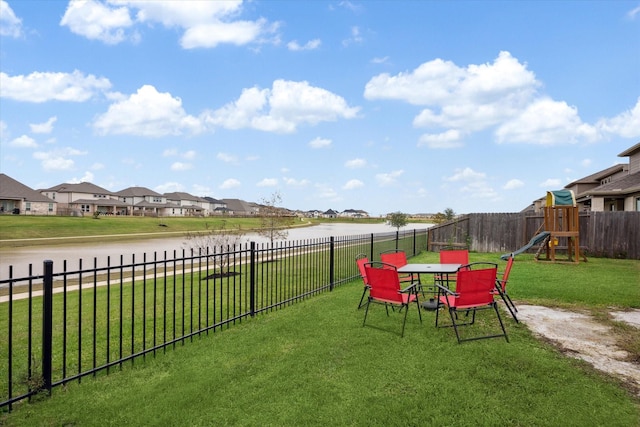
1,229,428,410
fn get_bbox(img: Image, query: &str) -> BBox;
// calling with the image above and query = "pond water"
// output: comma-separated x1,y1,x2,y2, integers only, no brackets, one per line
0,222,430,279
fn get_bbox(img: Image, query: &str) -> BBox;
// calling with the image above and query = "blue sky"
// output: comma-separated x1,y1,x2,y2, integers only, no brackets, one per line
1,1,639,216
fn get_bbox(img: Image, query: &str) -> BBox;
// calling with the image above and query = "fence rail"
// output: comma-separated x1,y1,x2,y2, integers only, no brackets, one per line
1,229,428,410
427,211,640,259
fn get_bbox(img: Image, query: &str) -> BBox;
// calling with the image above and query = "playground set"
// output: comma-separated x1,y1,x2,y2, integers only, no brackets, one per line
503,190,585,263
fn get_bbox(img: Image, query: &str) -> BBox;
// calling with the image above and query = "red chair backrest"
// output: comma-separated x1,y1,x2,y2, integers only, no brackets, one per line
498,256,514,292
380,251,408,269
356,256,369,286
365,264,402,303
454,267,497,307
439,249,469,265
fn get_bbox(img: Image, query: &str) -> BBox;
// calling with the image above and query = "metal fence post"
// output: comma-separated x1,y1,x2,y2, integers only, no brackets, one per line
413,229,417,256
329,236,335,291
42,260,53,394
395,231,399,251
250,241,256,317
369,234,374,260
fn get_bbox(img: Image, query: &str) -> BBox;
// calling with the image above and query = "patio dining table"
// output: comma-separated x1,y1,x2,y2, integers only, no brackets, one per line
397,263,461,310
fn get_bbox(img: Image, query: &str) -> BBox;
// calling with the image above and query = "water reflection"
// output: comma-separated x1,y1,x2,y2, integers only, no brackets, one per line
0,222,430,279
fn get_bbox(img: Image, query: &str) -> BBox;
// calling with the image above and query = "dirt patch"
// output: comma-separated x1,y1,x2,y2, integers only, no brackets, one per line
517,305,640,397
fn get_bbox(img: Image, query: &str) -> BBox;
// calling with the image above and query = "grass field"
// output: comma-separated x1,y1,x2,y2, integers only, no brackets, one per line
2,251,639,425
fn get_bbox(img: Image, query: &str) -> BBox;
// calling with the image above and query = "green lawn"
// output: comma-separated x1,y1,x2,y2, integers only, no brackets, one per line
2,251,639,426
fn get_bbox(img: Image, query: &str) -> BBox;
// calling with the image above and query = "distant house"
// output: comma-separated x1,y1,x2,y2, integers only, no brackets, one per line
203,197,227,215
40,181,127,216
339,209,369,218
221,199,258,215
564,142,640,212
323,209,338,218
116,187,168,217
163,192,208,216
0,173,56,215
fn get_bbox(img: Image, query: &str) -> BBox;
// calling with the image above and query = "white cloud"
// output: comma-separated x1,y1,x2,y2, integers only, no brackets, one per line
91,162,105,170
539,178,562,188
257,178,278,187
163,148,178,157
0,70,111,103
627,5,640,20
0,0,22,38
503,179,524,190
345,158,367,169
309,137,332,149
205,79,360,133
60,0,133,44
170,162,192,171
418,129,463,148
191,184,211,196
371,56,389,64
343,179,364,190
581,159,592,168
217,152,238,163
9,135,37,148
445,167,486,182
342,26,363,46
0,120,9,142
443,167,499,200
288,38,321,51
60,0,279,49
182,150,196,160
93,85,203,137
596,97,640,139
283,177,310,187
30,116,58,134
496,97,598,145
220,178,241,189
69,171,95,184
376,170,404,186
33,147,86,171
314,183,340,200
155,182,185,193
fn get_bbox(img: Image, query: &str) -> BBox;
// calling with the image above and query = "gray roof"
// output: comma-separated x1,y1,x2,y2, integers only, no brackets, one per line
164,192,207,202
115,186,162,197
584,172,640,196
222,198,255,213
619,142,640,157
0,173,55,203
565,164,627,186
42,181,114,195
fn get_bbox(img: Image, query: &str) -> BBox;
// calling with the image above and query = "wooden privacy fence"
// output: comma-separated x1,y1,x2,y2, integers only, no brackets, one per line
428,211,640,260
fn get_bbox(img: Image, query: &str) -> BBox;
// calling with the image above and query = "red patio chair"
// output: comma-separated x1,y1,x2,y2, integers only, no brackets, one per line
435,263,508,343
492,255,518,322
380,249,414,284
435,249,470,287
363,262,422,337
355,254,370,309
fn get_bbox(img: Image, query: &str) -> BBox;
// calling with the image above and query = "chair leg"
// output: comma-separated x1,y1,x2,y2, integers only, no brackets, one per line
363,299,371,327
401,304,409,337
449,308,463,343
493,302,510,342
497,290,519,323
357,286,369,309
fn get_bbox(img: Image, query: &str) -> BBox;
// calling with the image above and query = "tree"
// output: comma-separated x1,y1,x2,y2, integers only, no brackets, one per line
256,191,291,247
183,220,245,278
387,211,408,231
444,207,456,221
